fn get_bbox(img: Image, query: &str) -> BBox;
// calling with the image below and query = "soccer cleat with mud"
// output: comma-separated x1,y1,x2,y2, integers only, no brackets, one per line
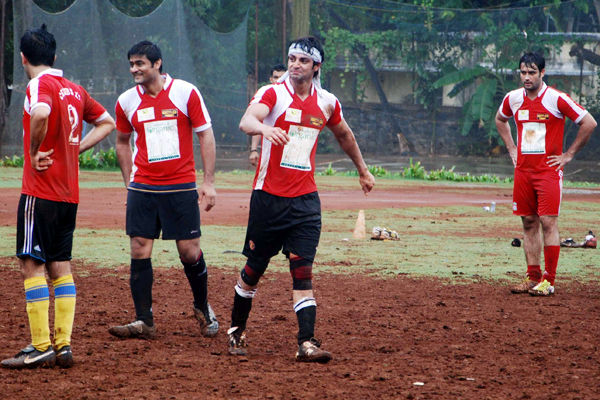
529,279,555,296
55,345,74,368
227,326,247,356
193,303,219,337
1,344,56,369
510,277,539,294
108,320,156,339
295,338,332,363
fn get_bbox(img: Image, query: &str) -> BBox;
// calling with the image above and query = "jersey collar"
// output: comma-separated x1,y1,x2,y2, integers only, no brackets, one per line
137,73,173,95
283,76,315,98
34,68,63,79
522,81,547,98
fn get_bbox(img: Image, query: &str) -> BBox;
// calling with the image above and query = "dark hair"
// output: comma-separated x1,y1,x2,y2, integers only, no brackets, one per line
127,40,162,72
289,36,324,78
20,24,56,67
270,64,286,76
519,52,545,72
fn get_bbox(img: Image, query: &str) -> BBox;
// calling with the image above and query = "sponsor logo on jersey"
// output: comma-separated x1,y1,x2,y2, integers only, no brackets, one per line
517,109,529,121
309,116,324,128
536,113,549,120
162,109,178,118
512,202,517,211
137,107,155,122
248,240,255,250
285,108,302,123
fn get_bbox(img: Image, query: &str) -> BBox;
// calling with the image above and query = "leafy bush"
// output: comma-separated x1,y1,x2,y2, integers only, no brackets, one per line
79,148,119,169
322,163,337,176
401,158,426,179
368,165,388,177
0,155,24,167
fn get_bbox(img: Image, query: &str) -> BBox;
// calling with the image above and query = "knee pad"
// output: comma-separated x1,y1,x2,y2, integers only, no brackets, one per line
289,255,313,290
240,256,269,286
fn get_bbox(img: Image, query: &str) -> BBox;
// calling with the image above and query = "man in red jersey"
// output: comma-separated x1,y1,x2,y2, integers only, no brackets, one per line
109,41,219,340
227,36,375,362
495,52,596,296
1,25,115,369
249,64,286,166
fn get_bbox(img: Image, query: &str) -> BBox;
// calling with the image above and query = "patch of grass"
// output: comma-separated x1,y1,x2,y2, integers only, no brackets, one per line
315,205,600,281
1,199,597,284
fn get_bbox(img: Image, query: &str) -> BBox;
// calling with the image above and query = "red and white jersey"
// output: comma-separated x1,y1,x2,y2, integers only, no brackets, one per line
22,68,109,203
251,77,343,197
498,82,587,172
115,74,211,186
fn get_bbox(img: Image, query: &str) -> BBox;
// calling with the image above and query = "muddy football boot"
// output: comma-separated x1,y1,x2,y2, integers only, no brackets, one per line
529,279,555,296
510,277,539,294
1,344,56,369
227,326,247,356
108,320,156,339
55,345,74,368
193,303,219,337
295,338,332,363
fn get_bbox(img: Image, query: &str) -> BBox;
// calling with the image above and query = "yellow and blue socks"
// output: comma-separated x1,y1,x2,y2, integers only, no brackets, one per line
52,274,76,350
24,276,51,351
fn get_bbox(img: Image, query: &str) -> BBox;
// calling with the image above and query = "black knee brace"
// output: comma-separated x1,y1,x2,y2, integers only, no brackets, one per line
289,255,313,290
240,256,269,286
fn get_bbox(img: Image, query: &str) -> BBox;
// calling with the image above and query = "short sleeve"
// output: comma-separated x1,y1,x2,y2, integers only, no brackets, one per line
115,100,133,133
250,85,276,111
29,79,53,113
557,93,587,124
188,88,212,132
326,98,343,127
498,93,513,119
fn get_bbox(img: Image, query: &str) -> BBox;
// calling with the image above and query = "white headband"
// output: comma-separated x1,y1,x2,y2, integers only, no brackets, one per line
287,43,322,64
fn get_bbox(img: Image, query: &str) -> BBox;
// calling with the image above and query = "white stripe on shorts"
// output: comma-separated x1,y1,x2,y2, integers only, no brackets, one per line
23,195,36,254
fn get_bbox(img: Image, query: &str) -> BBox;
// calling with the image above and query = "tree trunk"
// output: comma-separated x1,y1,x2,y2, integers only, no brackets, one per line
0,0,7,155
594,0,600,31
328,9,416,154
291,0,310,40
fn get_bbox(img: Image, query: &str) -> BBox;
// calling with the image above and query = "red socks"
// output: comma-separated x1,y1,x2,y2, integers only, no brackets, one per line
526,265,542,282
543,245,560,285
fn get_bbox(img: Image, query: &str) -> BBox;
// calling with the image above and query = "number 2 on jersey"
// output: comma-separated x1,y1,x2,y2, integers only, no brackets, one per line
67,104,79,145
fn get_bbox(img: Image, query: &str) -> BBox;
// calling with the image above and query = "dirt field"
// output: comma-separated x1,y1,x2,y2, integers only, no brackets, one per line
0,184,599,399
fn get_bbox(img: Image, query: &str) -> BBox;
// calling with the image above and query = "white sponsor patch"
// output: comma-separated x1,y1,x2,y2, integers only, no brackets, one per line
520,122,546,154
144,119,180,162
280,125,318,171
285,108,302,123
517,109,529,121
137,107,155,122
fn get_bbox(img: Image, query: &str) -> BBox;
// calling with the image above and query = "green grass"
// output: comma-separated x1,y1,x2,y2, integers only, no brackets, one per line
1,200,598,283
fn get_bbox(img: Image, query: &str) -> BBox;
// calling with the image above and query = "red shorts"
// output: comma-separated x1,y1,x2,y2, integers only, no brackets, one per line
512,168,562,216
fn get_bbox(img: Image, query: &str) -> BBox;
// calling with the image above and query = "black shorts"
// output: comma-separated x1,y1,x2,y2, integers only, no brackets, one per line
16,194,78,263
126,189,201,240
242,190,321,261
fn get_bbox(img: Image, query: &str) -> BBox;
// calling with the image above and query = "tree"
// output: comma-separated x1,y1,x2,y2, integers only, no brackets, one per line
291,0,309,39
0,0,8,152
